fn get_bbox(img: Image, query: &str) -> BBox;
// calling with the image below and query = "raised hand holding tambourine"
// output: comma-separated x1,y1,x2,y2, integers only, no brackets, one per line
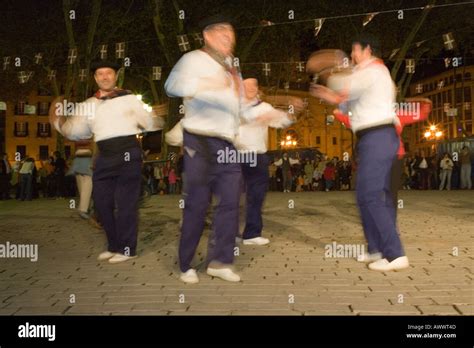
306,49,351,75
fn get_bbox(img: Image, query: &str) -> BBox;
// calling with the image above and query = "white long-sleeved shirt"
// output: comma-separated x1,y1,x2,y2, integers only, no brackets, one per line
327,58,396,133
234,101,293,154
54,94,163,142
164,50,240,142
19,161,34,174
274,157,299,166
440,158,453,170
165,120,184,147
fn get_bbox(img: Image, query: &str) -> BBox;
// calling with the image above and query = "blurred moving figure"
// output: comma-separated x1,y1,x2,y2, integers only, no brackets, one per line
309,35,409,272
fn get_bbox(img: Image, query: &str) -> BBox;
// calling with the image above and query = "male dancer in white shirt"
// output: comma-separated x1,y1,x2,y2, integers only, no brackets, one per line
165,15,244,283
49,60,164,264
310,34,409,272
235,78,303,245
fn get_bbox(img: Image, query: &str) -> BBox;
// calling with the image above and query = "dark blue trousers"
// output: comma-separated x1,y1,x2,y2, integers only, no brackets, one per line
179,131,241,273
19,174,32,200
92,146,142,256
242,154,269,239
356,126,405,260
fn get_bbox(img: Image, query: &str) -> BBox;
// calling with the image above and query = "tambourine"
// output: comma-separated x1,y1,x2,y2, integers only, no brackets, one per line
306,49,352,86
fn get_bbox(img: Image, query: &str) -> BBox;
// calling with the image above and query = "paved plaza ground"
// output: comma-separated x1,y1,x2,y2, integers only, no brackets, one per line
0,190,472,316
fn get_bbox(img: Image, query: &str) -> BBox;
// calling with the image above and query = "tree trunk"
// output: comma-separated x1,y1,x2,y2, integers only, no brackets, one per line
83,0,102,99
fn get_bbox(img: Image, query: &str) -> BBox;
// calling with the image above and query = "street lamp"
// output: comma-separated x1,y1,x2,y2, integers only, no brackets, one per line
424,125,443,140
424,125,443,155
281,133,298,148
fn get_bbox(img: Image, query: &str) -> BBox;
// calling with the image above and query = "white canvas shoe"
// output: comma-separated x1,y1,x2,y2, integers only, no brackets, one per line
207,267,241,282
97,251,116,261
180,269,199,284
357,252,382,263
108,253,137,264
368,256,409,272
243,237,270,246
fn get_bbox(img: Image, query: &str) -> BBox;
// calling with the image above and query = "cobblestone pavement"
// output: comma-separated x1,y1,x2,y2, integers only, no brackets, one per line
0,191,472,316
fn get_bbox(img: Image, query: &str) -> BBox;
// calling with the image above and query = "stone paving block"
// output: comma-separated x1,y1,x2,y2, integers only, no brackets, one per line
417,305,460,315
388,297,437,306
126,310,169,315
292,303,352,313
104,296,167,305
453,304,473,315
351,304,420,315
231,310,302,316
431,296,473,305
304,310,356,316
15,306,70,315
406,291,453,297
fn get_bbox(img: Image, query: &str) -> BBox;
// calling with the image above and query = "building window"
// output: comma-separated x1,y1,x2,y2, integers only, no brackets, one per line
435,93,441,108
332,137,337,145
39,146,49,160
464,87,471,102
465,122,472,135
37,122,51,137
15,101,26,115
464,108,472,121
38,86,52,96
14,122,28,137
65,145,71,160
0,110,5,128
38,102,50,116
316,136,321,145
16,145,26,159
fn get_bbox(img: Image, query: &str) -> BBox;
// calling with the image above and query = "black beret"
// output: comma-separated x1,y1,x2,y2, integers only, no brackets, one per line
198,14,234,32
91,60,121,73
352,33,380,52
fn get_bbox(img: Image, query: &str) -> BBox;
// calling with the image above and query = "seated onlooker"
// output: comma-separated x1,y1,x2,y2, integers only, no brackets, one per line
158,179,167,195
296,174,305,192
